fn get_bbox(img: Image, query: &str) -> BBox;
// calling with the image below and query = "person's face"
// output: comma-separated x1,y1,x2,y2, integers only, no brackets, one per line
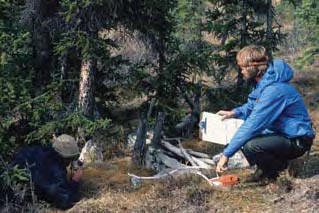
240,66,250,80
237,62,256,81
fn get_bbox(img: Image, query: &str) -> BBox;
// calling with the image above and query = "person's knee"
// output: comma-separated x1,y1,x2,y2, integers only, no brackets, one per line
242,141,259,165
243,140,257,153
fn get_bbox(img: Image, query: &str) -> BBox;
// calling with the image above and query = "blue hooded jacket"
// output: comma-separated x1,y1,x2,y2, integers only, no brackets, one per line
223,59,315,158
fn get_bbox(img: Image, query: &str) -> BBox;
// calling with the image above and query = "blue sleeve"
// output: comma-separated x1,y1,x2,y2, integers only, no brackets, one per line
233,98,254,120
223,86,287,157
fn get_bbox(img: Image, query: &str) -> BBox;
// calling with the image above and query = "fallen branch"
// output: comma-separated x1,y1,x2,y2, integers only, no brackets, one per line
199,158,216,166
161,140,212,169
128,166,206,180
128,166,214,187
186,149,210,159
156,151,187,169
161,140,185,158
190,156,211,169
178,140,198,166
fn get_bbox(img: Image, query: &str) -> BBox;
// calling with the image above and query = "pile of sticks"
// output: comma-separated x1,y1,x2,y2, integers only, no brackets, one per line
129,138,218,186
145,138,215,171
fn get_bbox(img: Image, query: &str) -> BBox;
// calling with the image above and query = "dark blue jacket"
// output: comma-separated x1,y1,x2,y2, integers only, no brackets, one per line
224,60,315,157
11,145,80,210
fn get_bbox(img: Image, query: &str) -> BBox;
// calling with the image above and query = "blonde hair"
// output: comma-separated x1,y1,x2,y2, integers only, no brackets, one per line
236,45,269,78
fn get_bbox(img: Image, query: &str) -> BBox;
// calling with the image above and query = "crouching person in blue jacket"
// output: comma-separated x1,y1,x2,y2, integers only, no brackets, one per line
216,45,315,182
11,134,83,210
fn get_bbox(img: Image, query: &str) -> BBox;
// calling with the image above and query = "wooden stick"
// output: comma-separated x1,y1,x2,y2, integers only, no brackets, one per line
178,140,198,166
161,140,212,168
199,158,216,166
128,166,214,186
161,140,185,158
186,149,210,159
156,151,187,169
190,156,211,169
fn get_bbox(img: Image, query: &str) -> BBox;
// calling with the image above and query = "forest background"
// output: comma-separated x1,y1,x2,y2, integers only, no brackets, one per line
0,0,318,212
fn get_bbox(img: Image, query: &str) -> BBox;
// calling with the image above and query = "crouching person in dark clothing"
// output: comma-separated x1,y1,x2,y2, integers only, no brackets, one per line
11,134,83,210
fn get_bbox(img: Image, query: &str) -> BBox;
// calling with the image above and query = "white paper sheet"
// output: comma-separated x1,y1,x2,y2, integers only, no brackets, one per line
199,112,244,145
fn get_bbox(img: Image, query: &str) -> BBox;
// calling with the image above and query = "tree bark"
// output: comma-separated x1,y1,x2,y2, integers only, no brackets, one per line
78,59,96,118
266,0,273,47
21,0,59,91
151,112,165,148
237,0,248,86
132,115,148,166
174,85,201,138
240,0,247,46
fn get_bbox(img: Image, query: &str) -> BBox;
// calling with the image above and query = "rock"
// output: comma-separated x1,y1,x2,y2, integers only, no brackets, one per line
79,139,104,164
212,150,250,169
127,130,154,151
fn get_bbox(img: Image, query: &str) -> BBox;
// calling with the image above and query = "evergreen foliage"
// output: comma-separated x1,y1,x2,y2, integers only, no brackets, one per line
204,0,286,85
294,0,319,68
0,0,318,210
1,0,313,160
0,0,34,156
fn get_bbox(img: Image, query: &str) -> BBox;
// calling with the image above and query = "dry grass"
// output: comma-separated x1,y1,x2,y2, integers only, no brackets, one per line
56,159,278,213
63,149,318,213
49,66,319,213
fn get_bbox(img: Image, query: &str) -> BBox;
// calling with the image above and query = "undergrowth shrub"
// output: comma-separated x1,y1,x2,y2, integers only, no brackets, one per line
0,157,36,212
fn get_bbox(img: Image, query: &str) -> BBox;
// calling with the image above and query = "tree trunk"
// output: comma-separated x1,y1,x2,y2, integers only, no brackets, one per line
240,0,247,46
78,59,96,118
151,112,165,148
266,0,273,48
132,115,148,166
237,0,247,86
60,54,67,82
33,30,52,90
174,85,201,138
21,0,59,92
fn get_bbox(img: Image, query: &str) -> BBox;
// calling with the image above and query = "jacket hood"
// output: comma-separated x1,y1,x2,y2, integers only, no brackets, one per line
259,59,293,89
249,59,294,99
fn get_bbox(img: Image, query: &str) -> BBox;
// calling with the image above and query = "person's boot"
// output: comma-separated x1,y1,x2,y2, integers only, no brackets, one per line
244,168,266,183
263,170,279,182
244,168,280,183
